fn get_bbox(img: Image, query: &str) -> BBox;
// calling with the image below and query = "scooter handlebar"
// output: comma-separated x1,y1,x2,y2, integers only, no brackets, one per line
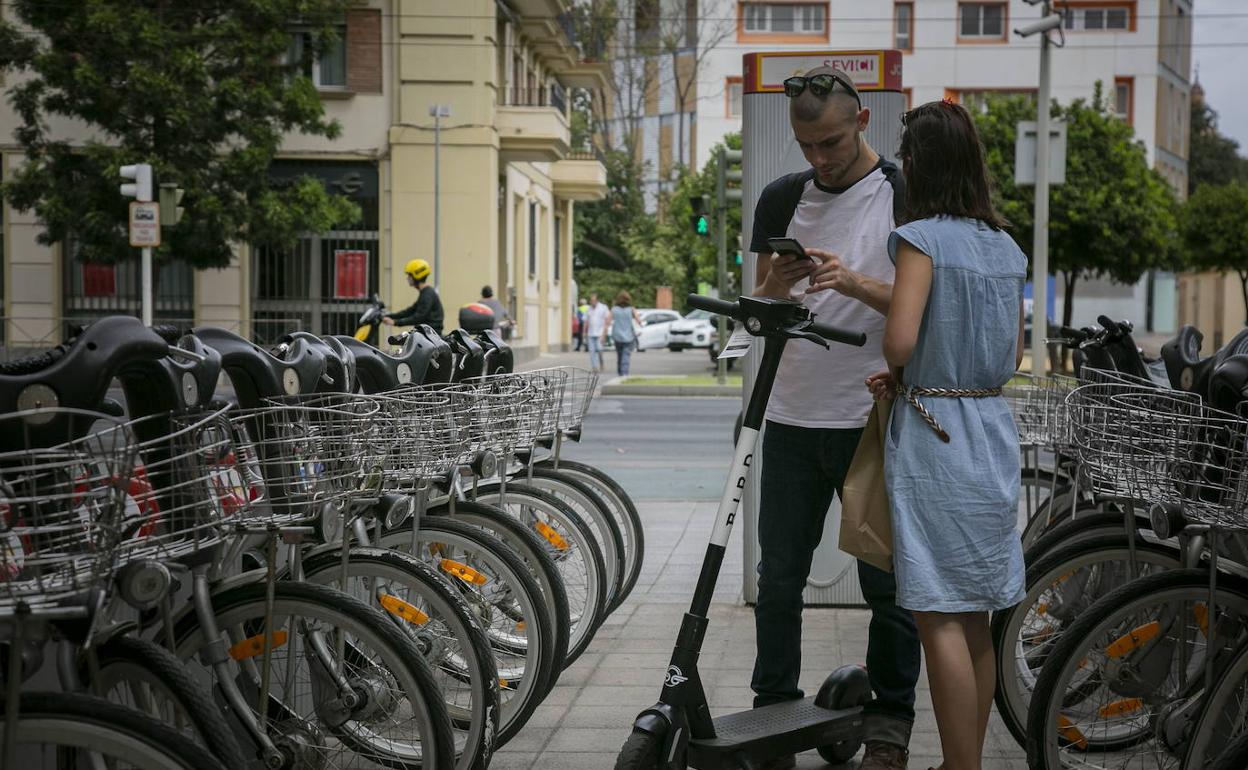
809,321,867,348
686,294,740,319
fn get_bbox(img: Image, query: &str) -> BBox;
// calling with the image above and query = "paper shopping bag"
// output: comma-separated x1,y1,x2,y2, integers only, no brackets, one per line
839,398,894,573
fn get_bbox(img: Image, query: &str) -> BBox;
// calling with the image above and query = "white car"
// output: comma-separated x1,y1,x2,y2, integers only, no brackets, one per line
635,308,682,350
666,308,716,351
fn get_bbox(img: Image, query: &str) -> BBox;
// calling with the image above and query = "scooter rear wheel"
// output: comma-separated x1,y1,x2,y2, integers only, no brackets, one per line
615,729,663,769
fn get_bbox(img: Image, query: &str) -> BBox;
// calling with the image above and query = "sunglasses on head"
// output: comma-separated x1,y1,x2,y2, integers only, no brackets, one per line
782,73,861,106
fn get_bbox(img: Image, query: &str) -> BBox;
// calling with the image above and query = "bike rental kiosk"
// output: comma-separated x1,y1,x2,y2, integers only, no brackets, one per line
740,50,906,606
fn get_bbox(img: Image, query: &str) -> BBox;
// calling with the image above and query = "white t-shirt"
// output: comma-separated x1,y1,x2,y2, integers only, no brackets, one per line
751,164,898,429
585,302,611,337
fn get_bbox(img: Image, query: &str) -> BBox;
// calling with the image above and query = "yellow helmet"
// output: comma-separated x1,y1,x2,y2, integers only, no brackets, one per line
404,258,432,282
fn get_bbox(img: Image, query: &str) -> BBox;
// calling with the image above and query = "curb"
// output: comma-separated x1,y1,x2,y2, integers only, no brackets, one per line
600,376,741,397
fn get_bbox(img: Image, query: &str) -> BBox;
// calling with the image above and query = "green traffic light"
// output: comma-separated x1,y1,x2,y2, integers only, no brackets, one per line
696,215,709,235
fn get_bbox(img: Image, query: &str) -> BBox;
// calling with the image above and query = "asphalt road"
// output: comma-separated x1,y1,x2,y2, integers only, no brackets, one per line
557,395,740,500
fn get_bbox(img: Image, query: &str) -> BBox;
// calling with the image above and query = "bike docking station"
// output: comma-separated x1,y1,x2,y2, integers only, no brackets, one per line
617,295,873,770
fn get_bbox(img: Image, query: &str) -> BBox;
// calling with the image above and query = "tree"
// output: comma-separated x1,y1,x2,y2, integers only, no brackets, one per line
973,84,1180,339
0,0,358,269
573,149,653,271
1181,182,1248,324
1190,95,1248,194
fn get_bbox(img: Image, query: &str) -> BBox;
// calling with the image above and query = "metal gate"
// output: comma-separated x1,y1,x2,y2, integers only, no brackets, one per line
63,248,195,328
251,230,380,344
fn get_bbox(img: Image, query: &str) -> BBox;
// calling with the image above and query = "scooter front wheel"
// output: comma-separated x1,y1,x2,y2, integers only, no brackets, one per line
615,729,664,769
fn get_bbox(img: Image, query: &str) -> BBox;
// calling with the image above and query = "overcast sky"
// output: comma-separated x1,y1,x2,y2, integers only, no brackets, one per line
1193,0,1248,152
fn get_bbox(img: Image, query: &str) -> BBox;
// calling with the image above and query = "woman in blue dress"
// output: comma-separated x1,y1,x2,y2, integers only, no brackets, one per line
868,101,1026,770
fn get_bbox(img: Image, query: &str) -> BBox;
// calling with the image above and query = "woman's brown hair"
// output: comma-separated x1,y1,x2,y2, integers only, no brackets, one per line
898,100,1008,230
614,290,632,307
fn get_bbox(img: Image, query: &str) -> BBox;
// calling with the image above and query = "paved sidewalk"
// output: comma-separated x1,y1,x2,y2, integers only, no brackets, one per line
490,499,1028,769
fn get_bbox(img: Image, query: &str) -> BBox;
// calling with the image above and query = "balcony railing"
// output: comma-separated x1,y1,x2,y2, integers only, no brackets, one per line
502,84,567,113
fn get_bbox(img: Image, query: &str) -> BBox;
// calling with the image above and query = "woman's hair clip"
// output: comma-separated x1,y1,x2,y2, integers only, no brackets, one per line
941,96,957,106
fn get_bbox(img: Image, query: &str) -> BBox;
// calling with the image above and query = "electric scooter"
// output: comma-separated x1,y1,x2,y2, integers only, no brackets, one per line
617,294,873,770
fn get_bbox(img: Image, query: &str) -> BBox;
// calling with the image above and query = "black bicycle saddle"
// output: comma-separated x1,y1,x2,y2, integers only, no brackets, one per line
0,316,169,448
1208,353,1248,417
192,327,326,408
444,329,485,382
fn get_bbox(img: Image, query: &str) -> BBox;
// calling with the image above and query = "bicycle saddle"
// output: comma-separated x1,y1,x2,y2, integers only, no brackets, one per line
192,327,326,408
117,330,222,418
332,326,449,394
0,316,169,448
1208,353,1248,417
444,329,485,382
279,331,354,394
474,329,514,375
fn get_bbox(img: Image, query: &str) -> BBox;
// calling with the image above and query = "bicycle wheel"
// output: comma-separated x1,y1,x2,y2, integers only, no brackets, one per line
522,466,626,614
1019,482,1095,550
535,458,645,614
1027,569,1248,770
173,579,456,770
90,634,247,769
1209,730,1248,770
426,499,571,677
1023,509,1151,565
0,691,228,770
472,482,607,666
377,518,555,745
991,535,1181,747
1019,465,1067,527
301,546,499,770
1183,641,1248,768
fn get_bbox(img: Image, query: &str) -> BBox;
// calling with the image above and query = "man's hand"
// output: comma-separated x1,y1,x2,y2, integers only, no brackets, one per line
805,248,862,299
865,370,896,401
757,252,815,297
382,316,394,326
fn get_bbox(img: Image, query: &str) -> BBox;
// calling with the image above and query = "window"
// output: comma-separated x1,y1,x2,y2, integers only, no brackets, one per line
1062,4,1132,31
528,202,537,276
1113,77,1133,125
740,3,826,36
958,3,1006,40
726,77,743,118
895,2,914,51
553,214,562,282
288,28,347,89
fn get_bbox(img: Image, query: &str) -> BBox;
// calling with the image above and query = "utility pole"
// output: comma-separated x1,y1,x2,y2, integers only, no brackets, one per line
716,148,743,385
429,104,450,287
120,163,156,326
1016,2,1063,376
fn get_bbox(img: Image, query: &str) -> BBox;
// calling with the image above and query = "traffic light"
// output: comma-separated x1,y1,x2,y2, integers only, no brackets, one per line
159,182,185,226
689,195,710,236
119,164,152,202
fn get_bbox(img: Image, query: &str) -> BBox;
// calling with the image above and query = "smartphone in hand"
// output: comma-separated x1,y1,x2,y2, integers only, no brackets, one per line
766,237,815,263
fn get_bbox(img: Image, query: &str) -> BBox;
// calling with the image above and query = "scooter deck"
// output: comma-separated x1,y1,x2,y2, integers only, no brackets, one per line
687,698,865,769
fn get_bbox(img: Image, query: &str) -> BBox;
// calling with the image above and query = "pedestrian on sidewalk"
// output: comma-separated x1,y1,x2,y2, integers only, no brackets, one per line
584,293,610,373
573,299,587,351
748,66,919,770
608,290,642,377
859,99,1026,770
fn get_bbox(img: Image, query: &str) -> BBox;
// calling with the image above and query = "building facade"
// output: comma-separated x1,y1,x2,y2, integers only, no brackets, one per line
0,0,608,360
689,0,1192,332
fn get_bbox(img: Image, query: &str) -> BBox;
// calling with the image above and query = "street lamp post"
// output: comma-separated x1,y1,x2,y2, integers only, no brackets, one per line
429,104,450,287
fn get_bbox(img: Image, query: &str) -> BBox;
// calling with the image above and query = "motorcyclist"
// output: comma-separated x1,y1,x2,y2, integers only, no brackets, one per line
384,258,444,334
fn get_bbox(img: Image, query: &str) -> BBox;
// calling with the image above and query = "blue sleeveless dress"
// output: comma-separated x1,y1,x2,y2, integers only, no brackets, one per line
884,216,1027,612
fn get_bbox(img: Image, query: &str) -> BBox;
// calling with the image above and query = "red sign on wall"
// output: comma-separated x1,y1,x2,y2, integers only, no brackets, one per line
83,263,117,297
334,250,369,299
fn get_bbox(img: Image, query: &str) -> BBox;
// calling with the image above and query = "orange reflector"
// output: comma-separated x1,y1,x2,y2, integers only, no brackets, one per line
499,678,510,689
228,630,288,661
379,594,429,625
428,543,445,557
1036,602,1050,617
535,521,568,551
1098,698,1143,718
516,621,526,632
1057,715,1089,750
441,559,488,585
1105,620,1160,659
1194,603,1209,636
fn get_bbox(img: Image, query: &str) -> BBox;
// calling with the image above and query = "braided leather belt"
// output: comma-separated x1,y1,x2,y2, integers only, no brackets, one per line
897,385,1003,443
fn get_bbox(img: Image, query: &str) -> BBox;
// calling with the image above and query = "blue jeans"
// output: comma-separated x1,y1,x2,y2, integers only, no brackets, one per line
587,336,604,371
614,340,634,376
752,420,921,749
